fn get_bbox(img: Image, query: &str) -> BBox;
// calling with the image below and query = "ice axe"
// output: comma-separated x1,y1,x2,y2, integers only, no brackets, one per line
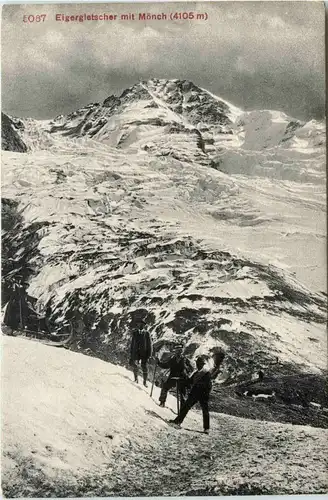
150,358,158,398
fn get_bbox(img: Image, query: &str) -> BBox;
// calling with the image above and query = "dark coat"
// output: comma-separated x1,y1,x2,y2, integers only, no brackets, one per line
189,365,222,398
157,354,193,380
130,329,152,361
189,369,212,396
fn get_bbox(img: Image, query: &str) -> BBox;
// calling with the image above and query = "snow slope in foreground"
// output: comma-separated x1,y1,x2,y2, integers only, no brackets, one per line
2,336,327,497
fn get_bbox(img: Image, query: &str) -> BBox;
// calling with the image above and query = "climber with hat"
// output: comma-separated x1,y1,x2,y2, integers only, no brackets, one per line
129,318,152,387
155,343,193,408
169,349,226,434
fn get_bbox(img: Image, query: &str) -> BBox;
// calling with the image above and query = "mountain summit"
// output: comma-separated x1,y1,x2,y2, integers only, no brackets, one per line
45,79,244,163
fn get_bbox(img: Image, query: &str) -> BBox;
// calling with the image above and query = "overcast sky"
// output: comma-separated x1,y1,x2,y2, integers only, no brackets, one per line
1,2,325,120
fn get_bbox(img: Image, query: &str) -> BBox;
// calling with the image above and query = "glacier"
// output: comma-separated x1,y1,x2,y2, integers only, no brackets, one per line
1,79,326,383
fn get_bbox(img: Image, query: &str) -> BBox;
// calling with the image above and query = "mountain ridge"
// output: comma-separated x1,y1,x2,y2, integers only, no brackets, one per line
2,79,325,161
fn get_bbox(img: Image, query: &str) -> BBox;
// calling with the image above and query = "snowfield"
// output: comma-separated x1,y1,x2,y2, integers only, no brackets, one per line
2,336,328,497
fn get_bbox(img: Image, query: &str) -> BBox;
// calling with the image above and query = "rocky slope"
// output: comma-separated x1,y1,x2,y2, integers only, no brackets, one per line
1,113,27,153
1,79,326,386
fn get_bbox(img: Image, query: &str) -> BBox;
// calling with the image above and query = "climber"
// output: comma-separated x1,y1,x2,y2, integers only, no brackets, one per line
156,343,193,407
168,349,225,434
129,323,152,387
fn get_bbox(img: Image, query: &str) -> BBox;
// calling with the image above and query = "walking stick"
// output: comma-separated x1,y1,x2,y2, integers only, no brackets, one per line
171,377,181,415
150,358,158,398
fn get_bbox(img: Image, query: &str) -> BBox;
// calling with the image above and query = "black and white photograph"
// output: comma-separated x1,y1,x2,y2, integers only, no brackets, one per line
1,1,327,497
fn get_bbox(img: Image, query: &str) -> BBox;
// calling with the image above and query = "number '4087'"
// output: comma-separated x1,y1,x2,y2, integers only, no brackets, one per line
23,14,47,23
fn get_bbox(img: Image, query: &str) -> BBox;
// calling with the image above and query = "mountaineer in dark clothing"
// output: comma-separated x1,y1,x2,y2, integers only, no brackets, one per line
156,344,193,407
129,327,152,387
169,350,225,434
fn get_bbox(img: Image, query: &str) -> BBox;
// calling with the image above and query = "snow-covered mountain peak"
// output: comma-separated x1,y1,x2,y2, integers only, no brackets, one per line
141,78,243,127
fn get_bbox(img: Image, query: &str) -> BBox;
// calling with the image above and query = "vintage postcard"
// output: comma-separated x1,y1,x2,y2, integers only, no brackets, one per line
1,1,327,497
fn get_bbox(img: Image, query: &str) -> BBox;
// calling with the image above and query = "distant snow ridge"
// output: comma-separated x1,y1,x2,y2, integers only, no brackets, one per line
6,78,322,178
1,79,326,381
36,79,325,185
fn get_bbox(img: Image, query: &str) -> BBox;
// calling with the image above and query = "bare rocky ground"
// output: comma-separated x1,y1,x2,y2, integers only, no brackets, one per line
2,336,327,498
211,376,328,429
